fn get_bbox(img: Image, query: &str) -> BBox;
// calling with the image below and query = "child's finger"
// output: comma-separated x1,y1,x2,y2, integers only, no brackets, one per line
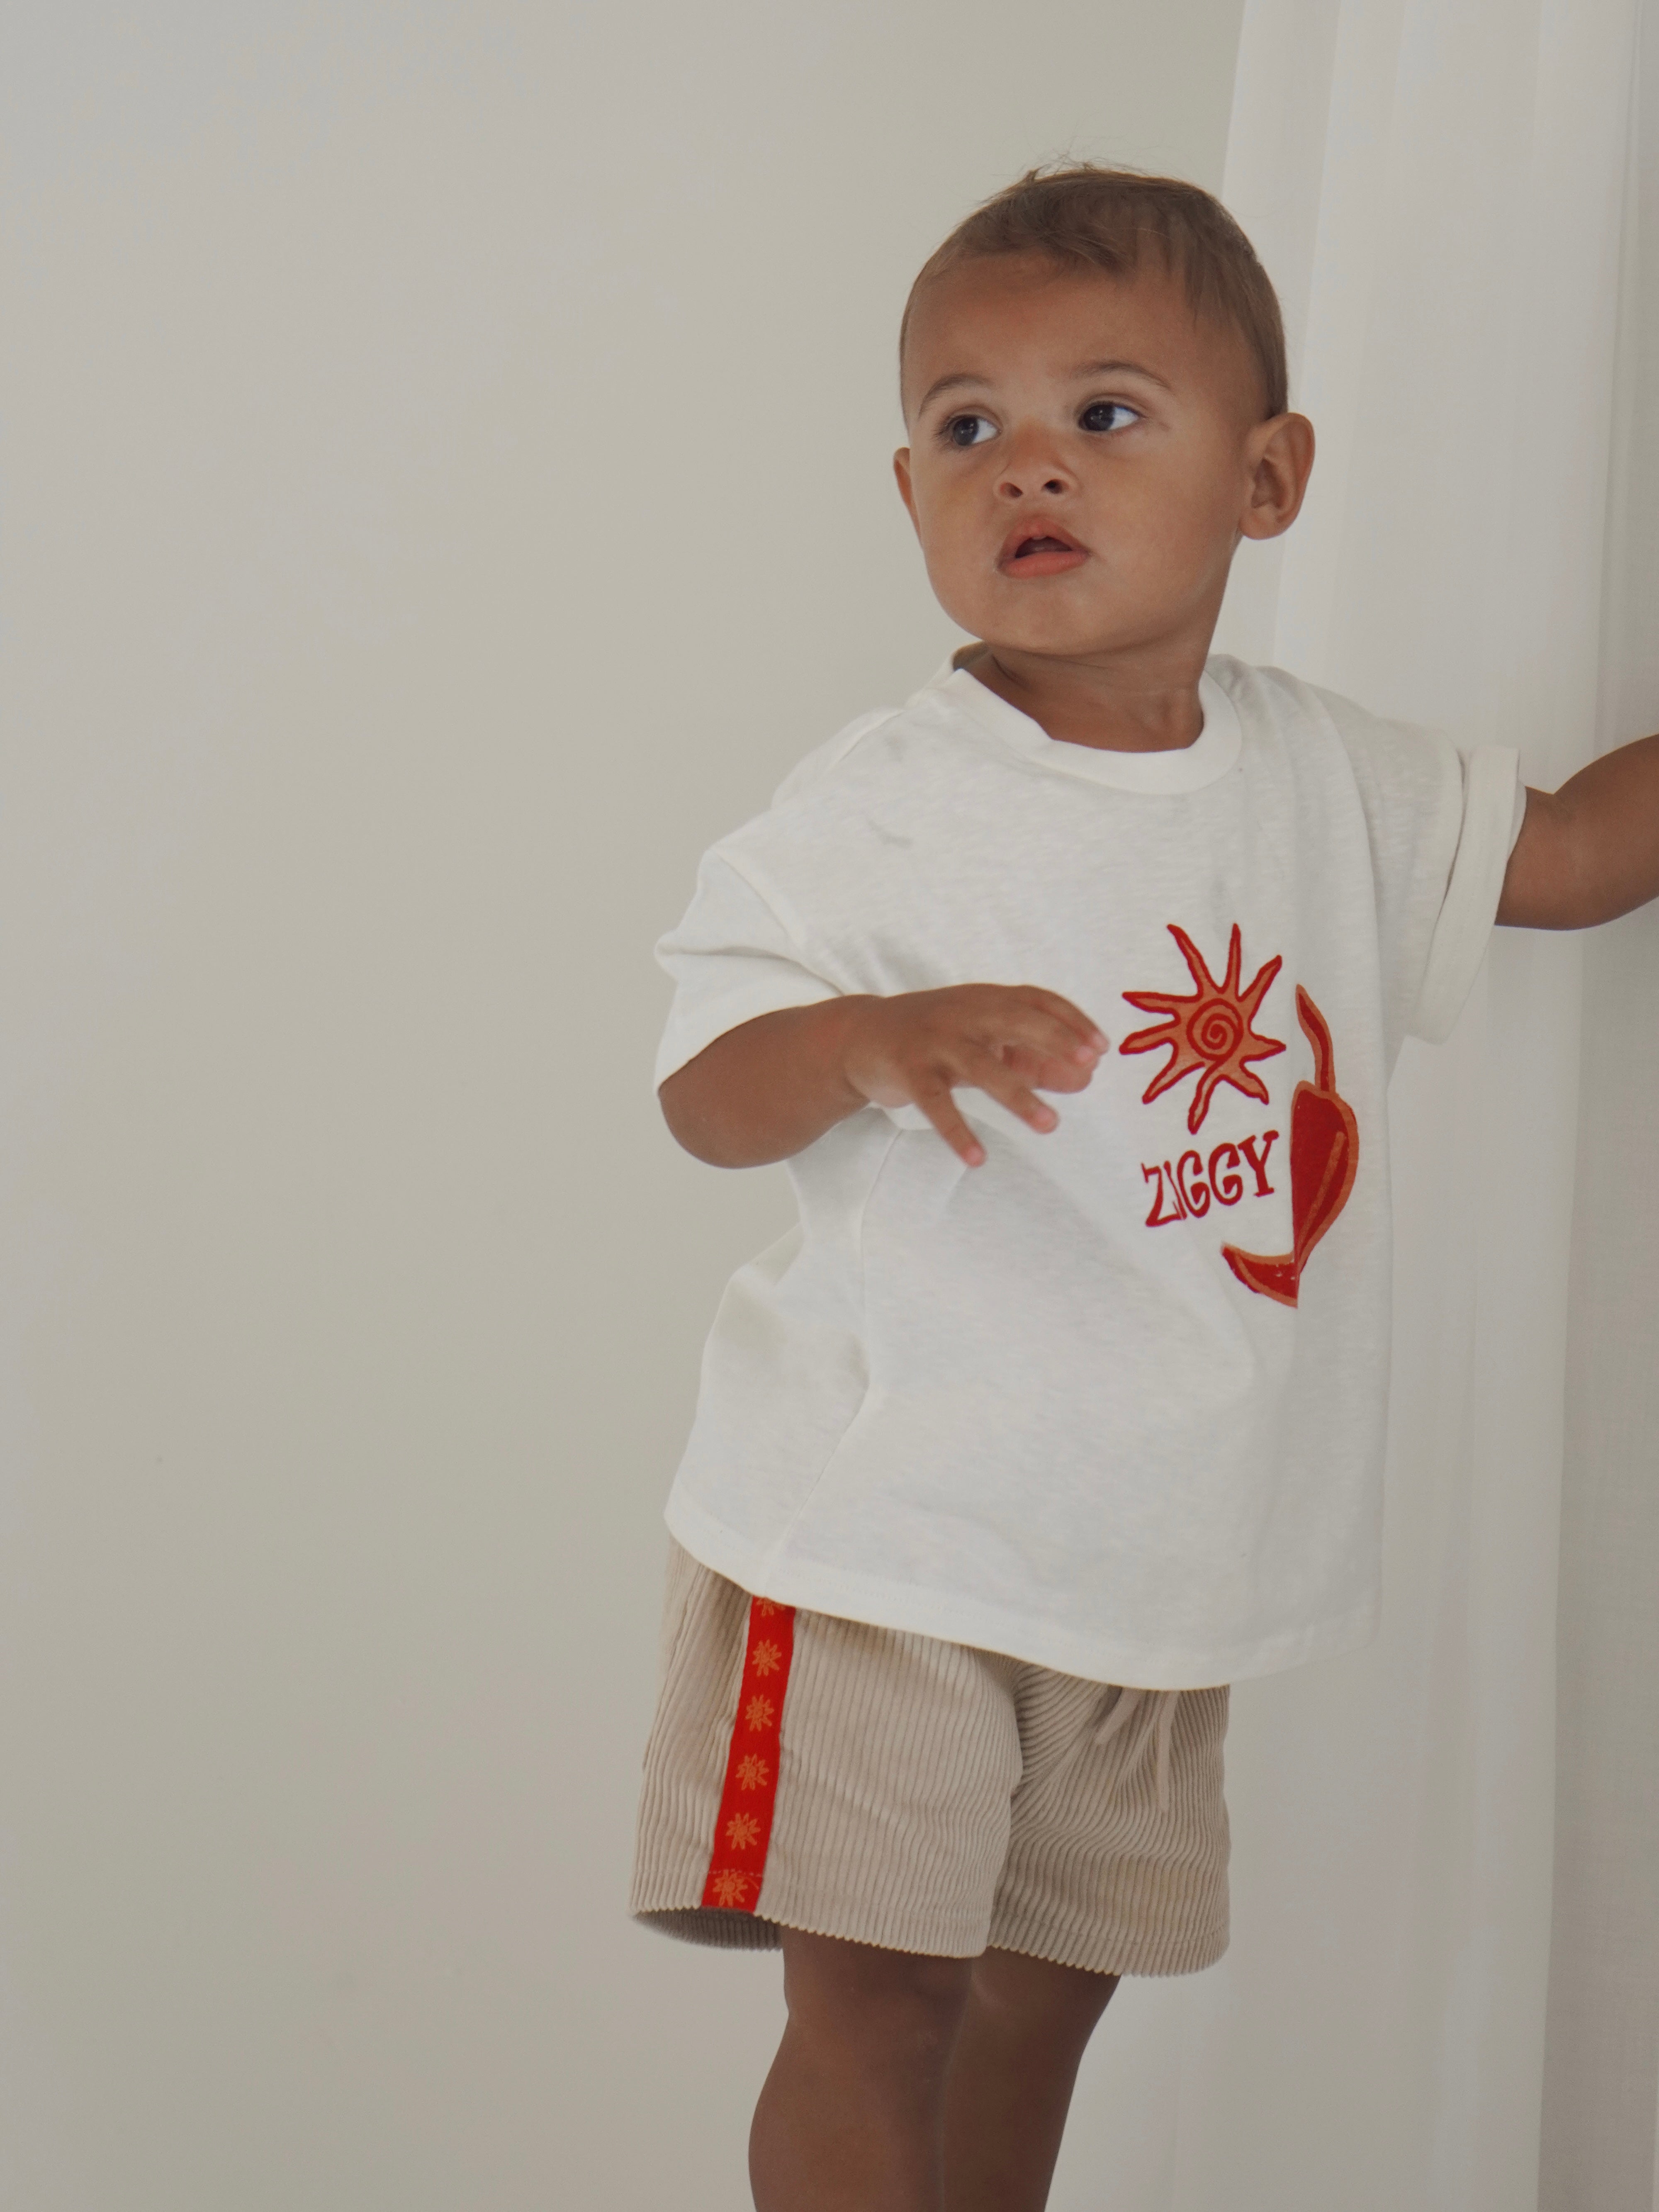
982,1002,1105,1070
1009,986,1110,1054
1000,1045,1096,1093
963,1047,1060,1133
914,1080,987,1167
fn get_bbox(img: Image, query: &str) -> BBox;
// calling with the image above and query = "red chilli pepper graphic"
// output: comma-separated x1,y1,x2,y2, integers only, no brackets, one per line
1221,987,1357,1308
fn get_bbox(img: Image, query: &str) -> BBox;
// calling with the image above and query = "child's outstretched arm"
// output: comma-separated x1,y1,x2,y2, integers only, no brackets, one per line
659,986,1107,1171
1498,734,1659,929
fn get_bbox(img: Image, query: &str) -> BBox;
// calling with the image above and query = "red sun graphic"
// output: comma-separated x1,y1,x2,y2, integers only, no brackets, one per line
1121,924,1285,1134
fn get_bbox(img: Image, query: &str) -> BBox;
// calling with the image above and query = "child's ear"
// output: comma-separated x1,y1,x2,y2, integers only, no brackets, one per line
1238,413,1316,542
893,448,920,530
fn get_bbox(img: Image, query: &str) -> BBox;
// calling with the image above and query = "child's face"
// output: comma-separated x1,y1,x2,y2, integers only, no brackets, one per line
894,254,1309,665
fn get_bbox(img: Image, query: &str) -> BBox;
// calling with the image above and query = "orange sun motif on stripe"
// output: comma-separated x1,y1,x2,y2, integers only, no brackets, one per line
702,1594,795,1918
1121,925,1285,1134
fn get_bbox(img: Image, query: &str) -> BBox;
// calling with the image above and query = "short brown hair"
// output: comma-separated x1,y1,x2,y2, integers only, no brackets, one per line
901,163,1287,421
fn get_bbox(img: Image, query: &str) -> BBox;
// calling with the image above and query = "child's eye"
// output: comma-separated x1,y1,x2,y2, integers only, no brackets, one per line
943,413,997,448
1079,400,1139,434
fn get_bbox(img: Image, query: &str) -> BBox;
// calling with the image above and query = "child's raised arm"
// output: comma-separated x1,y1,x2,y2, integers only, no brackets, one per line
659,986,1108,1171
1498,733,1659,930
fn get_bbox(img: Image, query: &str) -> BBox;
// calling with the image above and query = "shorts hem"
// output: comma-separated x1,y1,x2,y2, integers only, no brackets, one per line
633,1905,782,1952
632,1892,988,1959
985,1920,1230,1979
631,1897,1226,1975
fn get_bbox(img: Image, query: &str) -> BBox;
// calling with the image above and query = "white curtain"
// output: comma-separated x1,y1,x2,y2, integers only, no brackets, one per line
1541,19,1659,2208
1051,2,1652,2205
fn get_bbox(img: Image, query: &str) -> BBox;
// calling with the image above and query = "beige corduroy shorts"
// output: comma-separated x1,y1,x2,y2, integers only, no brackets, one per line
629,1543,1231,1978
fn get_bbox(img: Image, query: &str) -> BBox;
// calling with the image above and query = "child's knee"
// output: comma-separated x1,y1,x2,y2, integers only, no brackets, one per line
970,1947,1119,2045
779,1929,973,2059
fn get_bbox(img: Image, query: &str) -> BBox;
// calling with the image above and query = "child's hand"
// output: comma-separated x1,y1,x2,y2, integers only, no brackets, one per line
659,988,1107,1171
841,986,1108,1168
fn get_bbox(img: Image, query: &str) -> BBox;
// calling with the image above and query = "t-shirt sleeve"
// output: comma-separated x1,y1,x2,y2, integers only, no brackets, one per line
1408,745,1524,1042
1304,679,1521,1053
653,848,845,1088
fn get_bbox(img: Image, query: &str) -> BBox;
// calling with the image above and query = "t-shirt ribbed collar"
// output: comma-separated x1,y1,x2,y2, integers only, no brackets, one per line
918,651,1243,794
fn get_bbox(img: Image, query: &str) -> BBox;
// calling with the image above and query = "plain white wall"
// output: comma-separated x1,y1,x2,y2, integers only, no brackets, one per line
1,5,1243,2205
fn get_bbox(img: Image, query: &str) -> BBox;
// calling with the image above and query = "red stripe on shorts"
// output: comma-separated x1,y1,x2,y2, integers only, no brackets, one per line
701,1595,796,1913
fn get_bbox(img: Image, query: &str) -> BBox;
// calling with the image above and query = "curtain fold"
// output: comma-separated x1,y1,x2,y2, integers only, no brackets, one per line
1056,2,1644,2205
1540,16,1659,2208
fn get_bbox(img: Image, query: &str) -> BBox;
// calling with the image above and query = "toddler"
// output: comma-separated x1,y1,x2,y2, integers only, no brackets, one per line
630,165,1659,2212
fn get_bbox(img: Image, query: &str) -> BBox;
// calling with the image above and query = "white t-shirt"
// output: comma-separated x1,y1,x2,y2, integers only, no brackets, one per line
653,655,1522,1688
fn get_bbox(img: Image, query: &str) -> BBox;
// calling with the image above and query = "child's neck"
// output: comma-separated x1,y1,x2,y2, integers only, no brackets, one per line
963,642,1210,755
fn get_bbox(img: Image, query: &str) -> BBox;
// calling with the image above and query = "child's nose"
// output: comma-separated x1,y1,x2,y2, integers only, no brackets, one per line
995,433,1076,500
998,473,1069,499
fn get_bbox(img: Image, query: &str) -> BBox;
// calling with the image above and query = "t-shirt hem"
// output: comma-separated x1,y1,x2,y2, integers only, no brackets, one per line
664,1491,1379,1691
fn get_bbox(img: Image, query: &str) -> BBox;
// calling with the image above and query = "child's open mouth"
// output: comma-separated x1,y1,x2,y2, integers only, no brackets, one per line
999,524,1089,577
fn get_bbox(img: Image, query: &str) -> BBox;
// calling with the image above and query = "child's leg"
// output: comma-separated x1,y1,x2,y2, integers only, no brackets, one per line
750,1929,973,2211
748,1933,1116,2212
941,1948,1118,2212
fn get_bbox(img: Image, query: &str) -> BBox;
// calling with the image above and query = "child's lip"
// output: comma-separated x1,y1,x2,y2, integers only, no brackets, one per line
998,520,1090,575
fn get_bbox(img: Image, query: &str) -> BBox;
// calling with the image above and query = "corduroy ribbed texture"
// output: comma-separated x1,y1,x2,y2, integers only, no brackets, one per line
631,1545,1229,1978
